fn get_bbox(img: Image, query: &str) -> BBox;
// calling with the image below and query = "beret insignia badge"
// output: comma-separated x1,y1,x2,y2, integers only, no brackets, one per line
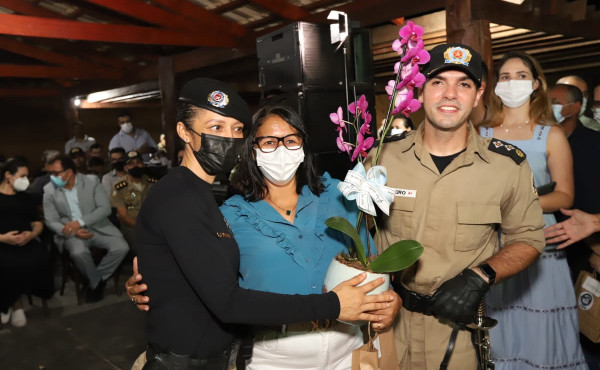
444,46,472,66
208,90,229,108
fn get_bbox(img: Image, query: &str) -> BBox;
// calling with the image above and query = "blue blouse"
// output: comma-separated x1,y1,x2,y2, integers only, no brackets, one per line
220,174,370,295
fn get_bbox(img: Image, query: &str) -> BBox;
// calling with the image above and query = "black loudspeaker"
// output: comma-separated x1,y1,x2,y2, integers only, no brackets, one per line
256,22,375,179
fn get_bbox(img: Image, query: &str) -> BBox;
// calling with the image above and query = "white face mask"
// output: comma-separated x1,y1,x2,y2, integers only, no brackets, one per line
12,177,29,192
120,122,133,134
390,128,405,136
494,80,534,108
255,145,305,186
592,107,600,122
579,97,587,117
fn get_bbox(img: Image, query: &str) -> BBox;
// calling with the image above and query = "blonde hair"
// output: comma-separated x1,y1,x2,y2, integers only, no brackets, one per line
484,51,556,127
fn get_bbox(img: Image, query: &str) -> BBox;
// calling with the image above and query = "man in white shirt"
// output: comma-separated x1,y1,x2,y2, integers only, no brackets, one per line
64,121,96,154
108,112,157,163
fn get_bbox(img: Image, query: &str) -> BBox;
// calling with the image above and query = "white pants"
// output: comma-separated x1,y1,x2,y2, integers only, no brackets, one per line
247,324,363,370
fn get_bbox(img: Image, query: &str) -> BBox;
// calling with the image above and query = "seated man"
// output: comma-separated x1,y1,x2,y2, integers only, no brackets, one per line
69,147,88,174
111,151,156,255
43,155,128,302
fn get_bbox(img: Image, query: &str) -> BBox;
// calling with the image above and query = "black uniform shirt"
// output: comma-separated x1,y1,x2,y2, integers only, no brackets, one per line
137,166,340,357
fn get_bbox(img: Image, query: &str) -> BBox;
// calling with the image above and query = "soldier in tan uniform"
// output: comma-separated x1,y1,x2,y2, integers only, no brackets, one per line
111,151,156,254
372,44,546,369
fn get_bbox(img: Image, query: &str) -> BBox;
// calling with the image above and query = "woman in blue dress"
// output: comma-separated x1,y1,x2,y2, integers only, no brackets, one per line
480,51,587,369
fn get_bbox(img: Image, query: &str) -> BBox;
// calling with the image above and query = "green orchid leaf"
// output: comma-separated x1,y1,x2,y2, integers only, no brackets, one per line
325,216,367,266
368,239,423,273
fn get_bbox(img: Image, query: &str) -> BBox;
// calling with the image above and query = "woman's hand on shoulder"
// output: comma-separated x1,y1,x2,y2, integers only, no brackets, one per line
126,257,150,311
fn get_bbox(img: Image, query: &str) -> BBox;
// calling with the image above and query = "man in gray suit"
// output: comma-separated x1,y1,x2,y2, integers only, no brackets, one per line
44,155,128,302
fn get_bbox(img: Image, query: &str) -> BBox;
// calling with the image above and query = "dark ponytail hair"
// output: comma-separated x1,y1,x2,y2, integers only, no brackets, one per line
0,158,28,182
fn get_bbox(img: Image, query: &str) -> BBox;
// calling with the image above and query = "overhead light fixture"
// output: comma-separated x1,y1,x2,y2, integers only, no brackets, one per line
73,98,81,107
328,10,348,46
500,0,525,4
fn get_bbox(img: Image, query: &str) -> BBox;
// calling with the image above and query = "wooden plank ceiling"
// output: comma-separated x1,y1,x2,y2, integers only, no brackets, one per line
0,0,599,103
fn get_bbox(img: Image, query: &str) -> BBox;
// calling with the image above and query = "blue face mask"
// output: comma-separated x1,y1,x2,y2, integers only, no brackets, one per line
552,103,571,123
50,175,68,188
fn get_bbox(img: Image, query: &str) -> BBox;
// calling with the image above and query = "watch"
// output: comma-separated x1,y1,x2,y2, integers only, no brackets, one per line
478,263,496,285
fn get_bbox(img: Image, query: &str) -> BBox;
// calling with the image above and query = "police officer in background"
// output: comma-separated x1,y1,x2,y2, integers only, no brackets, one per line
111,151,156,255
372,44,546,369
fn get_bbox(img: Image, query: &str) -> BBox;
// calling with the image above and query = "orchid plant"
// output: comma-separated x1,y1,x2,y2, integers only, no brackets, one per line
326,21,428,273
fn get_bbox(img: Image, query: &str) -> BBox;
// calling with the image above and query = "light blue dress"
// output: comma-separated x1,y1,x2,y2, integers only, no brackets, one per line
480,125,587,369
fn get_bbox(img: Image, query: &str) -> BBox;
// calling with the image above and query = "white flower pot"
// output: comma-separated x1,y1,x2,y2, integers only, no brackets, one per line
323,257,391,325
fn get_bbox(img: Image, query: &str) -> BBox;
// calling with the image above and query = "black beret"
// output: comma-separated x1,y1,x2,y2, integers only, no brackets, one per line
125,150,141,163
422,44,483,87
69,147,84,157
178,77,252,126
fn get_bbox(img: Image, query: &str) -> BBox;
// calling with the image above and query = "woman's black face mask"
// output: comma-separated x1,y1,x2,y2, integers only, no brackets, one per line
187,128,243,176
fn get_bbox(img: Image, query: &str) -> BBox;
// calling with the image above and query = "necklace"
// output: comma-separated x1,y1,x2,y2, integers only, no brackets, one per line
267,197,298,216
499,120,530,133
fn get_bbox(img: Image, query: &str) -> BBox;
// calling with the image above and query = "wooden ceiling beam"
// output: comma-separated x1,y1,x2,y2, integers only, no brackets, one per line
0,87,60,98
0,0,68,18
212,0,247,14
0,64,123,79
0,36,122,76
471,0,600,40
0,13,238,47
248,0,310,20
150,0,247,36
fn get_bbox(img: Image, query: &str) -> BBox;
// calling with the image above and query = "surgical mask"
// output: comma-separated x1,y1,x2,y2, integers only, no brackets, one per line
128,167,144,179
50,175,68,188
552,104,566,123
494,80,534,108
592,107,600,122
120,122,133,134
12,177,29,192
579,97,587,117
255,145,305,186
390,128,405,136
189,130,243,176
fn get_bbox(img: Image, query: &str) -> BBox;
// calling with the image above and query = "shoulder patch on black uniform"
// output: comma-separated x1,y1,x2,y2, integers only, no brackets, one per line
488,139,526,164
114,180,128,190
147,177,157,183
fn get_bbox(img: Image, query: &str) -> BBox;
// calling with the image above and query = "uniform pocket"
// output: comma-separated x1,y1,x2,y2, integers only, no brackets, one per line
455,202,501,251
389,197,416,238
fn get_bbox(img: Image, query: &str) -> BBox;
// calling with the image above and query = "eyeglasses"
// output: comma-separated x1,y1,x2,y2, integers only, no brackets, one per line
49,169,66,176
253,133,304,153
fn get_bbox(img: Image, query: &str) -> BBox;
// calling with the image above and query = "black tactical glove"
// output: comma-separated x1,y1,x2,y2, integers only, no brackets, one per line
430,268,490,325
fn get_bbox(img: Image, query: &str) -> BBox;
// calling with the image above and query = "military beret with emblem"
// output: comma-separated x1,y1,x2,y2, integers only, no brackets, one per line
125,150,142,164
69,146,84,157
178,77,251,127
422,43,483,87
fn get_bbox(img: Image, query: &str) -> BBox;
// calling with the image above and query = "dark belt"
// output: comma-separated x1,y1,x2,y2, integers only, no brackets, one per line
393,284,434,316
143,343,232,370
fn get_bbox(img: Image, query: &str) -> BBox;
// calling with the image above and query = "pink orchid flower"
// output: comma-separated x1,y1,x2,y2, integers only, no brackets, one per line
336,130,353,155
351,131,375,162
401,99,422,117
359,113,372,136
401,40,430,65
348,95,369,119
399,21,425,46
391,88,413,115
329,106,346,132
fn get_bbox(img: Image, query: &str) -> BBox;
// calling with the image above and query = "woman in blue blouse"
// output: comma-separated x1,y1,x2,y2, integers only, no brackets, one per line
221,104,399,369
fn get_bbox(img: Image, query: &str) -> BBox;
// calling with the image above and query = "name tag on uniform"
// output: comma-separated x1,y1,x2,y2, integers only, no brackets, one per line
391,188,417,198
216,232,232,238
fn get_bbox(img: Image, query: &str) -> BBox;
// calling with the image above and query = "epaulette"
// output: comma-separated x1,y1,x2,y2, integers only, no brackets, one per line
114,180,128,190
487,139,526,165
147,177,157,183
373,131,408,148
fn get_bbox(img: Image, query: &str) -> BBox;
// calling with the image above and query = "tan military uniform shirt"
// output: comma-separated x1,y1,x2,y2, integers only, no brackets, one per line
111,175,155,219
373,122,545,369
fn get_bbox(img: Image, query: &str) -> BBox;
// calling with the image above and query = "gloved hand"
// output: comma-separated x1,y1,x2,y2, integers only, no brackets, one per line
430,268,490,325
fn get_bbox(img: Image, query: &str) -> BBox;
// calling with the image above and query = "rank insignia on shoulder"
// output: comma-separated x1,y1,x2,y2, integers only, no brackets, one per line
488,139,526,164
147,177,157,183
115,180,128,190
